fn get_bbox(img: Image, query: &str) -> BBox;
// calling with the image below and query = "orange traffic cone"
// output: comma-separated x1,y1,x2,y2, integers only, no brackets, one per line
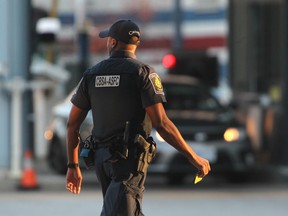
18,150,39,190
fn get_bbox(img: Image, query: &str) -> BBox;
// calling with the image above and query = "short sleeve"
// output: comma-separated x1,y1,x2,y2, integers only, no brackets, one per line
71,74,91,110
138,65,166,108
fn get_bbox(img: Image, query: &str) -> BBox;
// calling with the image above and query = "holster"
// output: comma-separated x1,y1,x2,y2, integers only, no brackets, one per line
134,134,157,174
107,121,130,163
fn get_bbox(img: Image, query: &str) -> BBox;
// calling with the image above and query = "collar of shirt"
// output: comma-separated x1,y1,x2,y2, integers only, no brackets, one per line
110,50,137,59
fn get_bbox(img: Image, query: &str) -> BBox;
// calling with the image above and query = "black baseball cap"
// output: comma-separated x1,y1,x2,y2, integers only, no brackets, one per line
99,20,140,45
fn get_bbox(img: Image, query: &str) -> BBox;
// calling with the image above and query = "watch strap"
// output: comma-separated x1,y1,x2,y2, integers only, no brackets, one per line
67,163,79,169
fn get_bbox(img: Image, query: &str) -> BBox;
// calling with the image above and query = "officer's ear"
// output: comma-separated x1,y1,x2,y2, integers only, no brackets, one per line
112,39,118,49
130,35,140,46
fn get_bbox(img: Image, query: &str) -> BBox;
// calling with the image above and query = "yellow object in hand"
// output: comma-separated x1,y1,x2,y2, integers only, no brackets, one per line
194,175,203,184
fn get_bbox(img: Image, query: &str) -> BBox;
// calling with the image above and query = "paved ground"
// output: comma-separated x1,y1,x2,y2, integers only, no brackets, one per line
1,174,288,216
1,160,288,216
1,158,288,193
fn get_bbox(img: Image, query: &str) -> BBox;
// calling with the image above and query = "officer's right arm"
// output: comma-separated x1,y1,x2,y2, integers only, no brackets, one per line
66,104,88,194
145,102,211,178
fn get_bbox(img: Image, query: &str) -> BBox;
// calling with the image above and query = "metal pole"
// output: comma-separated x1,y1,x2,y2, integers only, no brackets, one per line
281,0,288,165
173,0,183,51
74,0,86,30
0,0,10,172
31,80,54,159
9,0,31,177
33,89,48,158
75,0,89,81
0,0,31,176
8,78,26,177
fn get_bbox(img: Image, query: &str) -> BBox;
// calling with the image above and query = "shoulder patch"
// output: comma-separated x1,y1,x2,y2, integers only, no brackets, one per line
149,73,164,95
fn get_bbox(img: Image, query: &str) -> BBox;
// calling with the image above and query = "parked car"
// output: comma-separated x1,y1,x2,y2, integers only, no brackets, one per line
45,90,93,174
45,75,254,184
148,75,254,184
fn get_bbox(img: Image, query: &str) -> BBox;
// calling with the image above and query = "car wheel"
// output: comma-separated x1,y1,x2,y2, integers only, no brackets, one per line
48,137,67,175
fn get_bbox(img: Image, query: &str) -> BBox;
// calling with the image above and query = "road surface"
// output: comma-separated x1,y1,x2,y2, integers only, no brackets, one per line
1,175,288,216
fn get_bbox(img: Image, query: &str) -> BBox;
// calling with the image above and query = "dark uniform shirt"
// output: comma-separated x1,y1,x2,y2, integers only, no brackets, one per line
71,50,166,140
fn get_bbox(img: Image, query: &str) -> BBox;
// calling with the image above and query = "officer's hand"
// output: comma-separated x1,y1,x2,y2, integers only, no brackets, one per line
189,155,211,178
66,167,82,194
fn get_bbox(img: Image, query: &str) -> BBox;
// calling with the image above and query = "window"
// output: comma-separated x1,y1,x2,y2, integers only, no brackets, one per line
164,84,220,111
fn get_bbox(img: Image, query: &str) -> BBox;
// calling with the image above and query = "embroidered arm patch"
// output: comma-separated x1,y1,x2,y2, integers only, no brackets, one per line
149,73,164,95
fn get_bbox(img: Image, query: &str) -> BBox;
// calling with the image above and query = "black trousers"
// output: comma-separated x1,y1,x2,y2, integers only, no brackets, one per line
94,147,146,216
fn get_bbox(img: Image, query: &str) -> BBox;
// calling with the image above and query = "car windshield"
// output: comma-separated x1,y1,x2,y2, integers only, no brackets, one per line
164,84,221,111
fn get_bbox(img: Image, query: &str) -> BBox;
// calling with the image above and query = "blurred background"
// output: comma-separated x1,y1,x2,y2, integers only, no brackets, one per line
1,0,288,215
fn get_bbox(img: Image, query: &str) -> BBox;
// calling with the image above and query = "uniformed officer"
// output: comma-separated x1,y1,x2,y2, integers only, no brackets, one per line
66,19,211,216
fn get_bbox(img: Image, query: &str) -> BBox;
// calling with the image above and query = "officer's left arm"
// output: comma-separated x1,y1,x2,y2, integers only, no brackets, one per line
66,104,89,194
145,103,211,178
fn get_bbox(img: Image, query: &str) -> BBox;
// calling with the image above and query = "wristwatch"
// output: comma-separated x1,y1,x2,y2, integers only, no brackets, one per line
67,163,79,169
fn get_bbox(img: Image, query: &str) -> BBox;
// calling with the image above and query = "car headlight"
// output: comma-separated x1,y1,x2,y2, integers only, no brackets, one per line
223,127,244,142
44,129,54,141
155,131,165,142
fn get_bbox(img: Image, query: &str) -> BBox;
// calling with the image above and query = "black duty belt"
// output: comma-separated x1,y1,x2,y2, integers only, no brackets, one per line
91,134,123,149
